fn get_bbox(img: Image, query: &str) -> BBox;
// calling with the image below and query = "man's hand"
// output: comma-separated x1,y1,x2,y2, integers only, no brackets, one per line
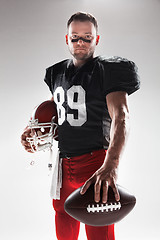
80,161,120,203
21,127,35,153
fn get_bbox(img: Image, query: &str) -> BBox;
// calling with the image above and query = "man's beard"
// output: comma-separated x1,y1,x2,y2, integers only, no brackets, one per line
73,52,89,60
72,49,93,61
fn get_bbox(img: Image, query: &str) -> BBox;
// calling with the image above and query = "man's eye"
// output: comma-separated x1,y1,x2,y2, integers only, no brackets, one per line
72,35,78,39
85,35,92,39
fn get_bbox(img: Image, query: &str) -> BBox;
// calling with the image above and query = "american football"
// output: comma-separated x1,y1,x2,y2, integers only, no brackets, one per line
64,184,136,226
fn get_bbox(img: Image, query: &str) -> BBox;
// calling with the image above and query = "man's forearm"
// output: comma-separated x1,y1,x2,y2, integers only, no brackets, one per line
104,112,130,169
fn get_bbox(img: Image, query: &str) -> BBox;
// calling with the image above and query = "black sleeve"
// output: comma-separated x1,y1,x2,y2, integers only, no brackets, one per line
44,67,53,94
101,56,140,96
44,59,69,94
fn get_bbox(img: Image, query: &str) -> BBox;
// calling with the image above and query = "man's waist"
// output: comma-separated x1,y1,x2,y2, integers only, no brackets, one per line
59,147,106,158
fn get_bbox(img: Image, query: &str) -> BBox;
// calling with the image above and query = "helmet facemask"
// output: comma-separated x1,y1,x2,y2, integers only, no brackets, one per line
26,116,58,152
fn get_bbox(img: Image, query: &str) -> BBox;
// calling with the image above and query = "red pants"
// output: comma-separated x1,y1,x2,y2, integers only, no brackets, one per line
53,149,115,240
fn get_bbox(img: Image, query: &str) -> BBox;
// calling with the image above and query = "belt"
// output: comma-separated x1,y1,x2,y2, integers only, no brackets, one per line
60,148,103,158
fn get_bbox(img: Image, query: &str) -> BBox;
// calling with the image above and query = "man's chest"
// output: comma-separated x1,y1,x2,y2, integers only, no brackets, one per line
52,71,105,127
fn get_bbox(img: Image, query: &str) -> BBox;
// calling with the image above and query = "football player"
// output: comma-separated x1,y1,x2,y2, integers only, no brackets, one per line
21,12,140,240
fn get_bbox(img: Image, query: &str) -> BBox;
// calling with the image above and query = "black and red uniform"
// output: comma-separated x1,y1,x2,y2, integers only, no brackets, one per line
44,56,140,240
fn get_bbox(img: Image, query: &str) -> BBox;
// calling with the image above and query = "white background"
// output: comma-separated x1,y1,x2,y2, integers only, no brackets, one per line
0,0,160,239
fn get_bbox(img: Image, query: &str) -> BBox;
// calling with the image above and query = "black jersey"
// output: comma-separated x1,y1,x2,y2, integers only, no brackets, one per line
44,56,140,157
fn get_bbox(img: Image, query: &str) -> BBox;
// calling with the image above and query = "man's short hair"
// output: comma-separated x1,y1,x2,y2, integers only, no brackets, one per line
67,12,98,33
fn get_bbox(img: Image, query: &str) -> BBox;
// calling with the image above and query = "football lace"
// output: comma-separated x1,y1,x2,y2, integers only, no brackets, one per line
87,202,121,213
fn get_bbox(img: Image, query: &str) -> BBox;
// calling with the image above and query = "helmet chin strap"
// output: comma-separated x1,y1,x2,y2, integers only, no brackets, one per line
71,37,91,43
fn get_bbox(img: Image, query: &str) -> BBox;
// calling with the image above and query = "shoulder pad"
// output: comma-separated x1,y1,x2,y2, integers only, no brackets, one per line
46,59,70,74
98,56,138,71
100,56,130,63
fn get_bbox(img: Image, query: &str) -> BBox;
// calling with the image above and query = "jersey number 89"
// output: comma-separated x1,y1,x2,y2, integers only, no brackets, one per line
54,86,87,126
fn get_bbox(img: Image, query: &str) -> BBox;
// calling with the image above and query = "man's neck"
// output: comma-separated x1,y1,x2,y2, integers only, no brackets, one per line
72,55,94,68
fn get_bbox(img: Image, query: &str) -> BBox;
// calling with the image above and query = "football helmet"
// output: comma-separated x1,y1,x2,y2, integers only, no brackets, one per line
26,100,58,152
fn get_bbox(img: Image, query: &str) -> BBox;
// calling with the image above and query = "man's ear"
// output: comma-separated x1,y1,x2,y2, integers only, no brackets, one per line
96,35,100,45
65,34,68,45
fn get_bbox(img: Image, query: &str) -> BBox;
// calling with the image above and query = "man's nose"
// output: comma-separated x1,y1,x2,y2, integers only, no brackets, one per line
77,39,85,45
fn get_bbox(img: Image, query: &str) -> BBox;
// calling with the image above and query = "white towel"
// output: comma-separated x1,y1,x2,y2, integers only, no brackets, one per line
50,150,62,200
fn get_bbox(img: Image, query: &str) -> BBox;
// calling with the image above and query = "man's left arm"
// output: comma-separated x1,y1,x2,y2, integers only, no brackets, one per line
80,91,130,203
